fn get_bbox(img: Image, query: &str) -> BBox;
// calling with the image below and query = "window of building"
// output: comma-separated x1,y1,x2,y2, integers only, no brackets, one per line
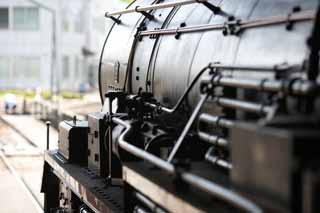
13,7,39,31
75,56,83,78
0,8,9,29
62,14,71,32
13,57,40,80
74,18,82,33
74,10,83,33
0,57,10,79
63,56,70,78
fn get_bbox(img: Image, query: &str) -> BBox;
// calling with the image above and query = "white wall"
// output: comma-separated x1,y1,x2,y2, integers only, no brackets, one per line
0,0,89,91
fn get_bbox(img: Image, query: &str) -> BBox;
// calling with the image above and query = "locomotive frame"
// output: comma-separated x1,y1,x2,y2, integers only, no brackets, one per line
41,0,320,212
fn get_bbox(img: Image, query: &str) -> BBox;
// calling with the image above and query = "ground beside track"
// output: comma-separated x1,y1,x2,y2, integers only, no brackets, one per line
0,119,44,212
0,155,41,212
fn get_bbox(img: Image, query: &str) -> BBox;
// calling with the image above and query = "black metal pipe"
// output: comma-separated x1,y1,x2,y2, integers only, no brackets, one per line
112,117,262,213
146,65,210,114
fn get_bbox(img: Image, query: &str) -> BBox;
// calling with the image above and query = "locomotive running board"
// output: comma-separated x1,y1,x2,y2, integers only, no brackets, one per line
44,151,124,212
123,162,230,212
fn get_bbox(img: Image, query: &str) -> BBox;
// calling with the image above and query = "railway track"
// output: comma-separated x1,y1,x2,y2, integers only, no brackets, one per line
0,149,43,212
0,118,45,212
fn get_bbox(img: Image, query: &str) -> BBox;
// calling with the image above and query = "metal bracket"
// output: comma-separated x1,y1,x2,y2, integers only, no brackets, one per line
149,28,160,39
307,5,320,81
175,22,186,40
222,17,242,36
135,6,155,20
286,6,302,30
195,0,221,14
105,12,121,24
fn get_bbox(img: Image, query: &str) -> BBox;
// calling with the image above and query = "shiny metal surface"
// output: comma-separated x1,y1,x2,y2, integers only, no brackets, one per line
100,0,317,112
113,117,262,213
46,1,320,212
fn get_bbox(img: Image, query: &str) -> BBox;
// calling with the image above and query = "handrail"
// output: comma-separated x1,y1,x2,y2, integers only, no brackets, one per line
106,0,209,17
138,9,315,36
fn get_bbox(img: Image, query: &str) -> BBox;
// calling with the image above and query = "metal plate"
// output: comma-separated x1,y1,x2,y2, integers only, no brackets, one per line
45,151,124,213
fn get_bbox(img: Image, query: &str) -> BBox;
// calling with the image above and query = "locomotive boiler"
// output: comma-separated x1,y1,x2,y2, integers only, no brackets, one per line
41,0,320,212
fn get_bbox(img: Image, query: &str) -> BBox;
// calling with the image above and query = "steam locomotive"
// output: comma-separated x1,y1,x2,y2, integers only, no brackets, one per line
41,0,320,212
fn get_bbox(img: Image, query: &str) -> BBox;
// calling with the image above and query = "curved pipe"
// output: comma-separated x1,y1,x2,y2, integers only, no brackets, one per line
112,117,262,213
146,65,211,113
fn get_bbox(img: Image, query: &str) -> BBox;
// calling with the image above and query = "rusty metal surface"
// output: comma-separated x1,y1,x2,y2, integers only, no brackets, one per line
45,151,124,213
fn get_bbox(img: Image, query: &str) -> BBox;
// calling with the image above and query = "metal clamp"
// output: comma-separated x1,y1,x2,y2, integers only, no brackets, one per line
286,6,301,30
105,12,121,24
135,6,155,20
149,28,160,39
175,23,186,39
223,17,242,36
195,0,221,14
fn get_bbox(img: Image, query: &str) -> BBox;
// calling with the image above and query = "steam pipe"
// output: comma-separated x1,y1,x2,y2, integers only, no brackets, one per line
198,132,228,148
112,117,262,213
145,65,211,114
201,75,319,96
205,147,232,170
213,97,272,115
199,114,234,129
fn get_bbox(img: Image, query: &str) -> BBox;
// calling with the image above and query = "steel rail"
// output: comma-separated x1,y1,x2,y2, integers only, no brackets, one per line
138,10,315,36
112,117,262,213
106,0,208,16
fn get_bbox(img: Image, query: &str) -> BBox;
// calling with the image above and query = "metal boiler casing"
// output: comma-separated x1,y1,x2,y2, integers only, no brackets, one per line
40,0,320,212
99,0,317,112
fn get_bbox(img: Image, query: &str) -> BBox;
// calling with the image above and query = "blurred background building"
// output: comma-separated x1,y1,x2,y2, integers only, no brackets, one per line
0,0,127,92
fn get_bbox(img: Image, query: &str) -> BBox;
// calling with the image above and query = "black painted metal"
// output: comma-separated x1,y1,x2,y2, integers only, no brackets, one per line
43,1,320,212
